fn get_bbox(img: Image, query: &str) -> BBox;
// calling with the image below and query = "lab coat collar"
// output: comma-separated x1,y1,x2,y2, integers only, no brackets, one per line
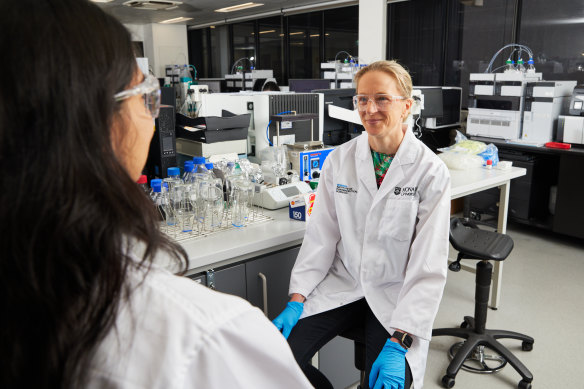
365,127,420,206
356,133,378,198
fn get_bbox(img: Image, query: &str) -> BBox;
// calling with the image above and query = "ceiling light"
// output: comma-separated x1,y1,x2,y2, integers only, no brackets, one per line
289,31,304,35
160,17,193,24
259,30,275,34
123,0,182,10
310,34,320,37
91,0,115,3
215,2,263,13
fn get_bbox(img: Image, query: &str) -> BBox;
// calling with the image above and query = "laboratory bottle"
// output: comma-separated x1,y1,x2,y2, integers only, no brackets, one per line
192,156,209,174
517,59,526,73
205,162,214,174
504,60,515,73
150,179,166,221
137,175,149,194
527,59,536,74
163,167,182,192
183,161,194,183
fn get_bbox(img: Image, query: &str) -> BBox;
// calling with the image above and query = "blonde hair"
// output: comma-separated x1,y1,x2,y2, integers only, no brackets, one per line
354,60,413,99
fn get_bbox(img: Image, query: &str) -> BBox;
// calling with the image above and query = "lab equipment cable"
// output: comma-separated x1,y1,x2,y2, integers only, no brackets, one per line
334,50,355,88
266,110,294,146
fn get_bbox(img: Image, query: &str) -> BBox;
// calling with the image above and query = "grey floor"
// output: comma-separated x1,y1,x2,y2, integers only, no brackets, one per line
347,221,584,389
425,221,584,389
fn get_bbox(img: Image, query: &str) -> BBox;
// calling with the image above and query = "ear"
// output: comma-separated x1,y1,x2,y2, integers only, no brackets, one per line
402,98,413,118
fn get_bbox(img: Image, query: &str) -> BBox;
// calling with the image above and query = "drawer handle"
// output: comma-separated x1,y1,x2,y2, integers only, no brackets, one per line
258,272,268,317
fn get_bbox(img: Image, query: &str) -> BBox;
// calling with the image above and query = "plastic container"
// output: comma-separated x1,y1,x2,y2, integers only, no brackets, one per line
504,59,516,73
527,59,536,74
517,59,526,73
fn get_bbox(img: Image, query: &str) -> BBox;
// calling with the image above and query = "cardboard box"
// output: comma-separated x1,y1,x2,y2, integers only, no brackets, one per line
289,193,316,222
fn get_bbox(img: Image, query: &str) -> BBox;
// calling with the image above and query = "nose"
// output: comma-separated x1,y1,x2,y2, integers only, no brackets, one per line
365,98,378,114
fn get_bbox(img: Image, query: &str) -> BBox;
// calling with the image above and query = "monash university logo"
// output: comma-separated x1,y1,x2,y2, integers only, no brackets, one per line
394,186,417,196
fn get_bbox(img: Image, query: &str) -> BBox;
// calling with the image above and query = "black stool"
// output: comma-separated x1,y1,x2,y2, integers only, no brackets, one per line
340,326,367,389
433,218,534,389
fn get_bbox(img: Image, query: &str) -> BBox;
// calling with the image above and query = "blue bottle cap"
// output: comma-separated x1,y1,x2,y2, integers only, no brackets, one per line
167,167,180,177
184,163,194,172
205,162,214,170
193,156,206,164
151,181,162,192
528,58,534,64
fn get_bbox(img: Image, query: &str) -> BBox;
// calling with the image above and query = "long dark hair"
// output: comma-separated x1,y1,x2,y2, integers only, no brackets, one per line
0,0,188,387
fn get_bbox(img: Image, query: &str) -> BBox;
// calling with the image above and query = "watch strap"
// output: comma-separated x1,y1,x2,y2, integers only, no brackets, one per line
392,330,413,349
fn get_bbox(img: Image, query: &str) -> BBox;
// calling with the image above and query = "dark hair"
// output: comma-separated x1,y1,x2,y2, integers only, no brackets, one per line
0,1,188,387
262,81,281,91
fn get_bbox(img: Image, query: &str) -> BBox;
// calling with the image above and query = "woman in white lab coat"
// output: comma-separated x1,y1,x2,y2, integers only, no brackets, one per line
0,1,311,388
273,61,451,389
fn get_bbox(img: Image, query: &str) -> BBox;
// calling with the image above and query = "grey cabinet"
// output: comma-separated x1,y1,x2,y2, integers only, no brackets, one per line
187,263,247,300
186,245,358,389
245,246,299,321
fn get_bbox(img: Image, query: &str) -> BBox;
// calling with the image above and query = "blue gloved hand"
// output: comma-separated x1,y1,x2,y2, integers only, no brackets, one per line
272,301,304,339
369,338,408,389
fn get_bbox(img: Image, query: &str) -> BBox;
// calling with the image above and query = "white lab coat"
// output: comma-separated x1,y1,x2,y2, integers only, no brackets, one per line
87,256,313,389
289,128,451,388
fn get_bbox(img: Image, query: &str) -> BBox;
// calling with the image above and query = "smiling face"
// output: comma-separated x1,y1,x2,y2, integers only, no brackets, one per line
356,70,412,150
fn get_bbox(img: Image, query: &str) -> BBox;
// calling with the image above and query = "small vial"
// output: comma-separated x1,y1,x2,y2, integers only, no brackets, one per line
486,160,493,170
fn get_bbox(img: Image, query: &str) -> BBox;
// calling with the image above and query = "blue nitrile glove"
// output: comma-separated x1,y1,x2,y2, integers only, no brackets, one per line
272,301,304,339
369,339,408,389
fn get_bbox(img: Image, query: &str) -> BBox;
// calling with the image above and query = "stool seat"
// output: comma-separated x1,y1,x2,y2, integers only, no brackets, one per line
449,218,513,261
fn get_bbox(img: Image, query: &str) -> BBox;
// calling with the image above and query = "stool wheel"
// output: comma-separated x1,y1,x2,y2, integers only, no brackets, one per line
521,341,533,351
518,379,532,389
441,375,455,388
449,261,461,272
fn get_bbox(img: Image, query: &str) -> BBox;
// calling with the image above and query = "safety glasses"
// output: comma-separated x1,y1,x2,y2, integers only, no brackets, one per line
114,73,161,118
353,94,406,112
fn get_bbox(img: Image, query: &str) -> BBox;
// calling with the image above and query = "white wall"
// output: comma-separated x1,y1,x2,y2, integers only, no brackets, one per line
124,23,145,42
358,0,387,64
148,24,189,78
124,23,189,78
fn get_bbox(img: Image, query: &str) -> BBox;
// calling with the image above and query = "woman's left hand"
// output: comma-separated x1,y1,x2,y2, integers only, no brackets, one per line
369,339,407,389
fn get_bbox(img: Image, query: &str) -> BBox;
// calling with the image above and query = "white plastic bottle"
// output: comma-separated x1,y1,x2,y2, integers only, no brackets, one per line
526,58,536,74
503,59,515,73
517,59,526,73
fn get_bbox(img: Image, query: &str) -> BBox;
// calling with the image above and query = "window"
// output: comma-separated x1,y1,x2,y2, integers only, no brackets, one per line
232,22,256,72
519,0,584,84
324,6,358,62
287,12,322,79
258,16,284,84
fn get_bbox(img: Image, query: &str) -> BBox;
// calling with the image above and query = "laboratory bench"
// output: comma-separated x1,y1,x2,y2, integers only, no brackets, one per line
468,136,584,240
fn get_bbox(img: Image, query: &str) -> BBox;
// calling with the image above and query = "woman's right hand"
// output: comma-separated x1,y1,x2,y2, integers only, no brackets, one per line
272,297,305,339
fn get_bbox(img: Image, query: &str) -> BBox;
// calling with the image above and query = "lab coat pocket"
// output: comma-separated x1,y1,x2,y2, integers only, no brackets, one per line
380,200,418,242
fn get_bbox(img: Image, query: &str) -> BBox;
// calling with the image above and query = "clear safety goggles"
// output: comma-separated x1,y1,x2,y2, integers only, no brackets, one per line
353,94,406,112
114,73,161,118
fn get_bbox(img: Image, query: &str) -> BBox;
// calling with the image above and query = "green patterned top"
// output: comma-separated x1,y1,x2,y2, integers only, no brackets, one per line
371,150,394,188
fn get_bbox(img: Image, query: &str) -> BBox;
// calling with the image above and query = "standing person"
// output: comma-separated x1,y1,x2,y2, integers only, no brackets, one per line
272,60,451,389
0,1,312,388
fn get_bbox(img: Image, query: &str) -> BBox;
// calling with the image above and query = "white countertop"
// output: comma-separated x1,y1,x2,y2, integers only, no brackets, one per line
450,166,526,199
181,209,305,275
